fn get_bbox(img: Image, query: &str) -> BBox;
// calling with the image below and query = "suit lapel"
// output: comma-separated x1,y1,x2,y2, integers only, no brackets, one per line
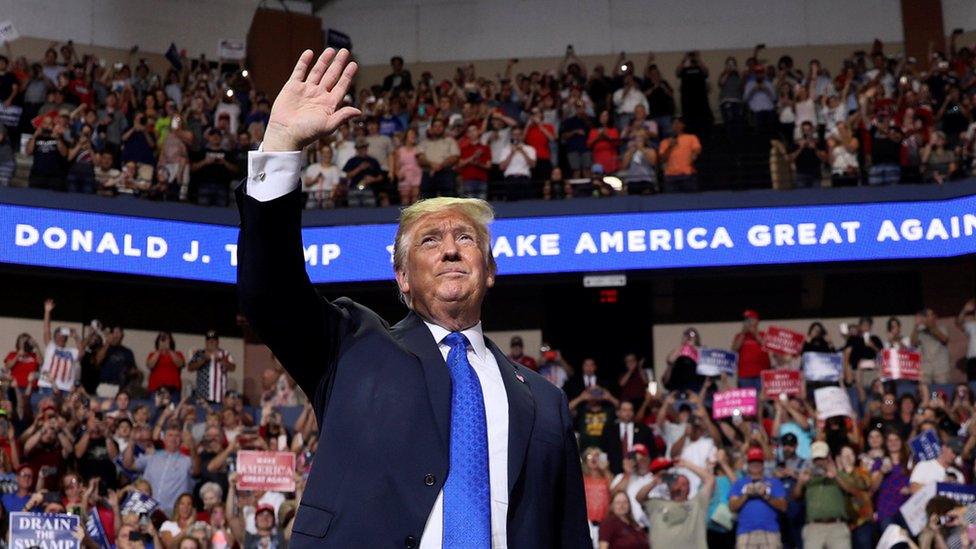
485,338,535,495
391,312,451,455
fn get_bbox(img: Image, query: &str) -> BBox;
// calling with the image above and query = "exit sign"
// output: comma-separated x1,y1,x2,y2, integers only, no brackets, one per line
583,274,627,288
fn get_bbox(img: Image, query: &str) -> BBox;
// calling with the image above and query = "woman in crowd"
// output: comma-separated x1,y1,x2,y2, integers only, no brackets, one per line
392,127,422,205
662,327,703,393
802,321,836,353
598,491,649,549
828,120,860,187
870,430,912,532
706,448,739,549
837,443,875,549
581,447,612,536
146,331,184,402
587,110,620,174
160,493,198,548
885,317,912,349
921,130,957,183
4,333,40,390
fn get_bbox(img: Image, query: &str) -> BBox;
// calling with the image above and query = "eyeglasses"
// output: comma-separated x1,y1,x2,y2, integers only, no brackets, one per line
883,400,895,405
18,472,32,478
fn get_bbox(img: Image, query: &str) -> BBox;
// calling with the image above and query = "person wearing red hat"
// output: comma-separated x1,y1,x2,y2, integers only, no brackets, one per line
732,309,771,391
729,446,787,548
635,458,715,548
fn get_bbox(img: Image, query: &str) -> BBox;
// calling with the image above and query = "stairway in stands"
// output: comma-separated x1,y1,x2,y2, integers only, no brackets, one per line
695,127,774,192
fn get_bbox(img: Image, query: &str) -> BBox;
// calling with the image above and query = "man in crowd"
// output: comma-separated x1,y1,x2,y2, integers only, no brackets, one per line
601,400,652,474
499,125,536,200
123,423,198,514
658,116,701,193
416,117,459,197
341,136,384,207
637,459,715,548
912,308,951,389
792,441,851,549
37,299,82,394
94,325,137,398
730,446,788,548
506,336,537,371
187,330,236,405
909,436,964,492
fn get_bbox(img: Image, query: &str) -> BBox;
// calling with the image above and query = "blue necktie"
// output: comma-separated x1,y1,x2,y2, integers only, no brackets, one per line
442,332,491,548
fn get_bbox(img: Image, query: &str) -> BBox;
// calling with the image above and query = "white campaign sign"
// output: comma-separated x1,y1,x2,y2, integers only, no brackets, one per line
900,482,937,536
814,386,854,419
218,39,246,60
0,21,19,44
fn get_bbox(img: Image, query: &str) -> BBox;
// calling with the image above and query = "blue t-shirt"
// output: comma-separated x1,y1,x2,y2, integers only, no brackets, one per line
2,492,29,513
707,475,733,532
730,476,785,534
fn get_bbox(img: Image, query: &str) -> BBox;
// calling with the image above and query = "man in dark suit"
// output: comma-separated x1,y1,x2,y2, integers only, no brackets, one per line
563,357,616,402
236,48,589,549
600,401,657,475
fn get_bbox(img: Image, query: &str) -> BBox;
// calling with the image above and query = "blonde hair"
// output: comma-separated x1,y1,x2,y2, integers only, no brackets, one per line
393,197,496,306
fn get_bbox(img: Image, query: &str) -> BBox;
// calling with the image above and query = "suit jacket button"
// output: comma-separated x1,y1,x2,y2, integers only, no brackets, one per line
405,535,417,548
424,473,435,486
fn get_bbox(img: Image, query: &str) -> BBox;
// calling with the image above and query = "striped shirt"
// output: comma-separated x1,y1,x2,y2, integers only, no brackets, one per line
38,341,79,391
193,349,233,402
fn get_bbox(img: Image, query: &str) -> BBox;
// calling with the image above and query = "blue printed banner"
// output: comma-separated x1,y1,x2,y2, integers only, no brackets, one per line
9,512,80,549
2,194,976,284
85,509,110,549
121,491,158,516
695,348,738,376
802,352,843,382
909,430,942,462
937,482,976,505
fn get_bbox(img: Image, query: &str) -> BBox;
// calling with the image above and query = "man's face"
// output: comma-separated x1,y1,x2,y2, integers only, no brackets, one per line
510,343,523,357
582,359,597,375
782,442,796,458
617,402,634,423
669,475,690,501
748,460,764,477
256,510,275,530
429,120,445,138
163,429,181,451
465,125,480,142
395,211,494,317
510,128,523,143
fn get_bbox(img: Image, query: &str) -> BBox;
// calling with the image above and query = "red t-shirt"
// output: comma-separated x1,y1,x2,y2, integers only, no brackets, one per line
458,139,491,182
598,514,648,549
737,332,771,378
4,351,39,389
147,350,185,393
524,123,555,161
511,354,538,372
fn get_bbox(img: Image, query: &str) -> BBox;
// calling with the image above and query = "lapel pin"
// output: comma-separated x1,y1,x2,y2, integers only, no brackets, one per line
515,371,525,383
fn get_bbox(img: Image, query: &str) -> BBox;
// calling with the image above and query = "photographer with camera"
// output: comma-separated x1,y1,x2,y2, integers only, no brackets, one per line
4,333,40,390
729,446,787,548
26,115,69,190
791,441,853,549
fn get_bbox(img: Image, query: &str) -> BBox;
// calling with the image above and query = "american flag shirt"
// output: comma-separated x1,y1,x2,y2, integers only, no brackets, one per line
38,341,79,391
194,349,232,403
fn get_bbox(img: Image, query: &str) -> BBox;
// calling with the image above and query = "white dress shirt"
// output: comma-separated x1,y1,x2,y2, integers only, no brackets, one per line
583,374,596,388
243,152,510,547
619,422,634,452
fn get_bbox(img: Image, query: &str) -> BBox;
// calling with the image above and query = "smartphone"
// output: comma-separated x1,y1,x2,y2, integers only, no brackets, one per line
647,382,658,397
779,392,789,403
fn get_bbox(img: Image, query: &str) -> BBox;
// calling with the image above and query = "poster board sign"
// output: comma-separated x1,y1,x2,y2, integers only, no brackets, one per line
881,349,920,381
802,352,843,382
9,512,80,549
936,482,976,505
814,386,854,419
0,21,19,44
909,430,941,462
218,39,246,60
761,369,802,398
695,348,737,377
236,450,296,492
85,509,110,549
763,327,805,355
712,388,757,419
900,482,937,536
121,491,158,516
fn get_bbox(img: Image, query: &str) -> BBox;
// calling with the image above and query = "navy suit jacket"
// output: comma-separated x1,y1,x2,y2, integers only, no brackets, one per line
236,184,590,548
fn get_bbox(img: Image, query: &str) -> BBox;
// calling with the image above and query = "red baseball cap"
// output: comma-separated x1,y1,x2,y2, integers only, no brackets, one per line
747,447,765,462
743,309,760,320
649,457,673,473
255,503,275,519
630,443,650,457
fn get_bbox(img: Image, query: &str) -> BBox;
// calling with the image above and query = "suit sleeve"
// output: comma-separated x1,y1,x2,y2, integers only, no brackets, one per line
556,390,593,547
236,151,348,402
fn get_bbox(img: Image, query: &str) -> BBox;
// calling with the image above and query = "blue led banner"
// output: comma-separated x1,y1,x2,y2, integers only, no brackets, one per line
1,194,975,284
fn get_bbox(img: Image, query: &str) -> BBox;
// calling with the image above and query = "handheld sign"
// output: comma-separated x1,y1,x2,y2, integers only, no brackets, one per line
813,387,853,419
85,510,110,549
0,21,19,45
121,491,159,516
712,388,757,419
217,39,246,60
9,512,80,549
763,327,805,356
936,482,976,505
909,430,941,462
761,370,802,398
900,482,937,536
802,352,843,382
695,348,737,377
236,451,296,492
881,349,920,381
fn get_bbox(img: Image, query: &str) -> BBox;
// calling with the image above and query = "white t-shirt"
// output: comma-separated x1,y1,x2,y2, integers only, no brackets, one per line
611,471,654,527
909,458,946,486
678,436,716,496
963,319,976,358
662,421,687,456
499,144,536,177
612,87,649,115
303,163,341,194
38,340,79,391
481,128,511,164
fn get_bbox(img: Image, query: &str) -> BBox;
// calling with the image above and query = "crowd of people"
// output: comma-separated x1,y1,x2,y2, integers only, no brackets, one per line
1,299,304,549
519,301,976,549
5,295,976,548
1,34,975,208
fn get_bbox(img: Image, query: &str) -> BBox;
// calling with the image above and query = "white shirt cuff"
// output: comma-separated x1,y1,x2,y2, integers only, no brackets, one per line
246,146,303,202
